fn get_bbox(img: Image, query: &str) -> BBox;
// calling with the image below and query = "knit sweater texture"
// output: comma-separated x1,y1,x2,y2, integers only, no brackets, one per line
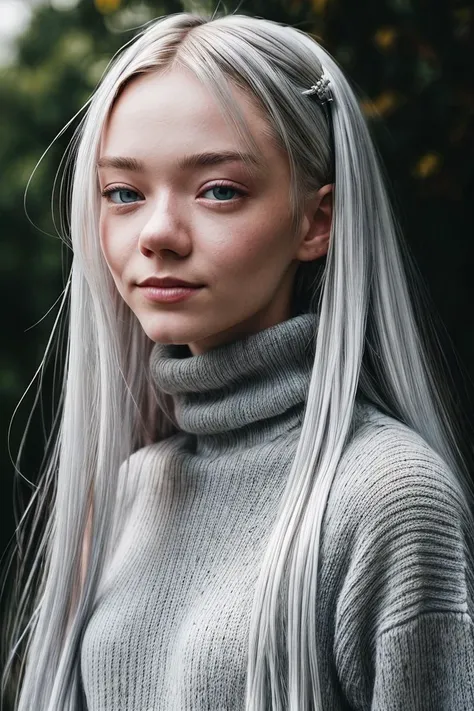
80,312,474,710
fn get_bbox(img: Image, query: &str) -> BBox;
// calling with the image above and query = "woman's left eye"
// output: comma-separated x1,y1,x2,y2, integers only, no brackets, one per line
101,187,141,204
200,183,245,201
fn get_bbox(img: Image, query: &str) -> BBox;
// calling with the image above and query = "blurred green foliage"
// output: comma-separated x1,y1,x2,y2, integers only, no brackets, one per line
0,0,473,704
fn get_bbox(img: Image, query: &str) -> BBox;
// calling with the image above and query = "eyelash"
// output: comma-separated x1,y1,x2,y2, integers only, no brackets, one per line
100,181,246,209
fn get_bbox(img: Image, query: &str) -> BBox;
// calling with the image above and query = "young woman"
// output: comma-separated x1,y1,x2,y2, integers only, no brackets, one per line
3,10,474,711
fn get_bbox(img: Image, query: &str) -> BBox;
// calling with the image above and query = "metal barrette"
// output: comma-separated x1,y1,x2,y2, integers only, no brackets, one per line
301,73,333,104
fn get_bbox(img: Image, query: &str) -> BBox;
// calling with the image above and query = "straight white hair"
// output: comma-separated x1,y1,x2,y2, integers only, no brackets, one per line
2,10,473,711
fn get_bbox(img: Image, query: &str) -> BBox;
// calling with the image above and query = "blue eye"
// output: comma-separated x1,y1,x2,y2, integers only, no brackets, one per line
102,187,140,204
201,185,241,201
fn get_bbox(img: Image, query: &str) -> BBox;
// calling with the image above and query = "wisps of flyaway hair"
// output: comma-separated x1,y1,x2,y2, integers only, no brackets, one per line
2,10,473,711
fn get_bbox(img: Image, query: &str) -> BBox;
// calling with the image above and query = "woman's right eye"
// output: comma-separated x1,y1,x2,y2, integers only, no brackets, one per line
101,187,141,204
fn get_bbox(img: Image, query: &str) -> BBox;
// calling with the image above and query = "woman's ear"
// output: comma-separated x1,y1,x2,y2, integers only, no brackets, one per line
297,184,333,261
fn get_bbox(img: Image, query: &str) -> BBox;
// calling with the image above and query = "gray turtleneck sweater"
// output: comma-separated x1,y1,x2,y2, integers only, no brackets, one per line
80,313,474,710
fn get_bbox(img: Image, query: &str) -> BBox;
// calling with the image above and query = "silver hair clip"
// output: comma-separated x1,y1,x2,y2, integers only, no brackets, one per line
301,73,333,104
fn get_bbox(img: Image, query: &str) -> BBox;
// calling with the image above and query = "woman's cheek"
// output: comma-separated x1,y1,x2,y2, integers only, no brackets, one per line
100,217,126,275
215,230,262,272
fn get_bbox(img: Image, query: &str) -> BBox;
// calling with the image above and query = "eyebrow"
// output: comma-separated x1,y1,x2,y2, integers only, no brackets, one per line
96,150,264,176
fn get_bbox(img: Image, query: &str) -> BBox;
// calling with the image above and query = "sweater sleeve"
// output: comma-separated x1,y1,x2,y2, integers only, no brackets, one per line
332,426,474,710
369,610,474,710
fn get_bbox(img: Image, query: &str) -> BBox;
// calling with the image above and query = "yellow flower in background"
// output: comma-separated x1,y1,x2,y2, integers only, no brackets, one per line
94,0,121,13
413,152,442,178
311,0,328,13
360,91,401,117
374,27,397,50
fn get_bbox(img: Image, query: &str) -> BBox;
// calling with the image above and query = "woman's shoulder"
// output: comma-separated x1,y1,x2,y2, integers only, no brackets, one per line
329,403,474,710
325,399,474,555
342,399,465,503
120,431,186,473
114,431,188,508
324,400,474,631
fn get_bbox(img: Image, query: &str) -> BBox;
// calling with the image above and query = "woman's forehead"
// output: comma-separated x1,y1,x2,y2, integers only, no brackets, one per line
99,69,276,177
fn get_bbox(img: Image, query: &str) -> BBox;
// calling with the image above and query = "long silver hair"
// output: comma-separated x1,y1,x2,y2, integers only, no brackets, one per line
2,11,473,711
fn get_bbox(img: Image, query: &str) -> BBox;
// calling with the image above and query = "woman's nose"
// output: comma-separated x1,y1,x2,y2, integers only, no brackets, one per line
137,194,191,258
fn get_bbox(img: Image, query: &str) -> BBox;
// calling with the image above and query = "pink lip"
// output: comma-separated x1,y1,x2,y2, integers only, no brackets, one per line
138,285,203,304
138,277,203,288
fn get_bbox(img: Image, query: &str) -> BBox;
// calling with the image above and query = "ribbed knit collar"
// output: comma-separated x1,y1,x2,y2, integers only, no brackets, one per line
149,312,318,456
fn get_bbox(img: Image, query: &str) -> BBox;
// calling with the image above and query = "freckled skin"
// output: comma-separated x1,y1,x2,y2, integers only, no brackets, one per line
98,67,332,355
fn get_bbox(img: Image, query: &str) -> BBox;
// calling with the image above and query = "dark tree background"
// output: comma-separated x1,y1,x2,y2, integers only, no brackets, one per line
1,0,473,707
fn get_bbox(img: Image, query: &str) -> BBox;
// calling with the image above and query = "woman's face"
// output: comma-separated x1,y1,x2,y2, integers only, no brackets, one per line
98,67,331,354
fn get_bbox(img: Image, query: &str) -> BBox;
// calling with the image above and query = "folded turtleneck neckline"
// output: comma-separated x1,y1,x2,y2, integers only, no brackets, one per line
149,312,319,456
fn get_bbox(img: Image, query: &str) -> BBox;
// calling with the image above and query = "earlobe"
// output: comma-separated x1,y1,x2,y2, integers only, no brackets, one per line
318,233,330,257
296,232,330,262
